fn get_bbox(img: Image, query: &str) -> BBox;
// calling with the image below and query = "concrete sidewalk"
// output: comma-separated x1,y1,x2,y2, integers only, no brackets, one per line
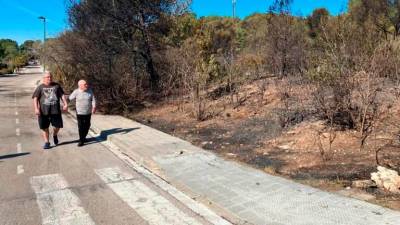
85,114,400,225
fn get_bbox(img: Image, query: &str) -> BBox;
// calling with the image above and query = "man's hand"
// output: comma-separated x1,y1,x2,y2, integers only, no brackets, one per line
91,107,96,114
61,95,68,112
33,97,40,116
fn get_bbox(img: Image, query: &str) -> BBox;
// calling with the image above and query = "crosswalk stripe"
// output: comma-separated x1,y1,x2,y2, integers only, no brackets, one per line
95,167,202,225
99,140,233,225
17,143,22,153
17,165,24,174
30,174,96,225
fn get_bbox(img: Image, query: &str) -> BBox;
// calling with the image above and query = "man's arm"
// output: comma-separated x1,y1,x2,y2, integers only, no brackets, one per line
32,86,41,115
68,90,76,101
62,95,68,112
91,93,97,114
33,97,40,115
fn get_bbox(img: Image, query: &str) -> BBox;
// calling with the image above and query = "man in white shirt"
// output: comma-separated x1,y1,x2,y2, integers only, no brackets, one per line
69,80,96,146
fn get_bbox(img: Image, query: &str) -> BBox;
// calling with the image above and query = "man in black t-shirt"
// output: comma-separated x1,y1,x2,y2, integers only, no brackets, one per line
32,72,68,149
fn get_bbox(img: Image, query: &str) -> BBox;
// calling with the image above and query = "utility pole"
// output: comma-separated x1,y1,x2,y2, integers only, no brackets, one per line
232,0,236,18
38,16,46,72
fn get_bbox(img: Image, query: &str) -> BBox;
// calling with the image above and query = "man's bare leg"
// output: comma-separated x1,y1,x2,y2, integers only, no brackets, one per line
53,127,60,145
42,128,50,143
53,127,60,136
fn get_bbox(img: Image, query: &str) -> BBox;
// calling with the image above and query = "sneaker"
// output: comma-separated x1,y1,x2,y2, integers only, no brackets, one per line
43,142,51,149
53,136,59,145
77,142,84,147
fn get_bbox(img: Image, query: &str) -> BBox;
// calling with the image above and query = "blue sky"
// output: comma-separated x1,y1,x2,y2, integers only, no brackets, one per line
0,0,68,45
192,0,349,18
0,0,348,45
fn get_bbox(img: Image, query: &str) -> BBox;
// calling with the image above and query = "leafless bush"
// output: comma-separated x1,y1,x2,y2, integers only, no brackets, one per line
315,125,337,162
236,53,268,103
274,77,307,128
277,78,292,128
309,15,400,151
351,71,383,150
162,36,216,121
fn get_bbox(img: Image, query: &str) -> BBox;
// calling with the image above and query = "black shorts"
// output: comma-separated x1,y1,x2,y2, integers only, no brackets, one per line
38,114,63,130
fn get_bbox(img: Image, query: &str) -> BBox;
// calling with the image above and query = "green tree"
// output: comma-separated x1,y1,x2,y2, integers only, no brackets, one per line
20,40,35,52
349,0,400,39
20,40,40,60
241,13,270,51
12,54,29,69
167,13,199,46
0,39,25,74
0,44,5,61
0,39,19,59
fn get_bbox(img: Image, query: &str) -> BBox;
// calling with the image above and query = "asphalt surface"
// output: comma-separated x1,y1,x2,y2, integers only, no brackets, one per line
4,67,399,225
0,67,220,225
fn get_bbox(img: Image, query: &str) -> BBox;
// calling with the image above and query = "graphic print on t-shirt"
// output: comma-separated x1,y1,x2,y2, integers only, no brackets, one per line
43,87,58,105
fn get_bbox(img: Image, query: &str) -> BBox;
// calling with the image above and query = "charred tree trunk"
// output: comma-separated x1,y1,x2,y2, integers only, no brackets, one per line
139,12,160,92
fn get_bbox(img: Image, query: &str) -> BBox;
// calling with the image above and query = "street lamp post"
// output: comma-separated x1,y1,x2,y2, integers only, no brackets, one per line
38,16,46,72
232,0,236,18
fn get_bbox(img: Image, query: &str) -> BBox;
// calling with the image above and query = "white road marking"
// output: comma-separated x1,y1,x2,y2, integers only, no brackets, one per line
17,143,22,153
96,167,202,225
15,111,18,116
98,140,233,225
17,165,24,174
30,174,96,225
16,118,19,124
16,128,20,136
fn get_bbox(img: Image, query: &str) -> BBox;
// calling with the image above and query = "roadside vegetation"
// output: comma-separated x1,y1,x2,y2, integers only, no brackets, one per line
0,39,39,74
45,0,400,209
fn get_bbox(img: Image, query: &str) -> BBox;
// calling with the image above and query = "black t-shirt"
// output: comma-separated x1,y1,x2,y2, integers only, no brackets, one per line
32,82,64,115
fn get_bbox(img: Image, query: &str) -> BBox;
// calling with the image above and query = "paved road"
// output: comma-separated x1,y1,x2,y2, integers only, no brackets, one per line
0,67,229,225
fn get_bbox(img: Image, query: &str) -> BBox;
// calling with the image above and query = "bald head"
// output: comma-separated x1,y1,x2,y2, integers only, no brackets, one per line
78,80,88,91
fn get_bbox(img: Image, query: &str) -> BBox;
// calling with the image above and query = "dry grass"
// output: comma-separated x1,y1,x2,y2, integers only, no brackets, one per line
132,76,400,210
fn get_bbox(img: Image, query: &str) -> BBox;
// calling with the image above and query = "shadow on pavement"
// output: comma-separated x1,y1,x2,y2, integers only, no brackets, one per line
17,72,42,75
0,74,18,78
58,137,99,146
57,127,140,147
98,127,140,141
57,140,81,146
0,152,30,160
0,88,12,92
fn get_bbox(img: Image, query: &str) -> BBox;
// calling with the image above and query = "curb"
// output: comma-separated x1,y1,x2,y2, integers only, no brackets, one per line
64,111,236,225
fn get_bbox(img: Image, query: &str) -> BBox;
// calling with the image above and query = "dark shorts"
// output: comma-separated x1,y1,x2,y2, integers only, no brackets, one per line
38,114,63,130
